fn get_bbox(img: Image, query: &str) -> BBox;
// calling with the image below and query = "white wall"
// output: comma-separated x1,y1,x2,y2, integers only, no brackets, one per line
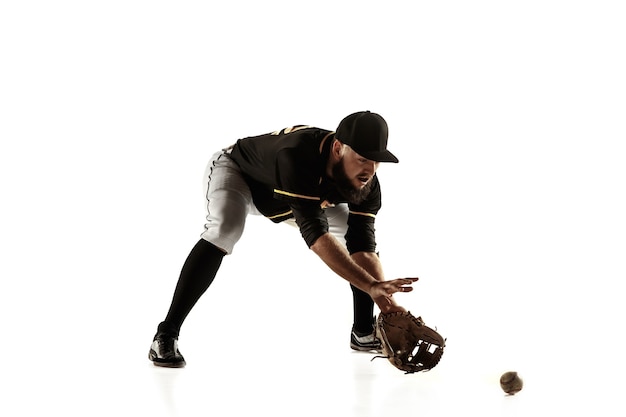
1,1,625,415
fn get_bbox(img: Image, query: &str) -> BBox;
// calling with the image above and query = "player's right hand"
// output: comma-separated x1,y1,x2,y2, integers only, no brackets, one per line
369,277,419,313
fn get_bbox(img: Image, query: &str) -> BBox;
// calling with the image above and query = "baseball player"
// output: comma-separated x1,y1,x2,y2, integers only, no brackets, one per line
149,111,419,367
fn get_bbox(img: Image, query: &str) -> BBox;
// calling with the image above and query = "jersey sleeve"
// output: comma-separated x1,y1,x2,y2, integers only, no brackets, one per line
290,203,329,247
273,148,329,247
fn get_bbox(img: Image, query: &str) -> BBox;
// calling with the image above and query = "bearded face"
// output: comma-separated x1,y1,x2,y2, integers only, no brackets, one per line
331,155,375,205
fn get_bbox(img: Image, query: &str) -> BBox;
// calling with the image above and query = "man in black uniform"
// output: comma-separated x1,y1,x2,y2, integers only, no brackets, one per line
149,111,419,367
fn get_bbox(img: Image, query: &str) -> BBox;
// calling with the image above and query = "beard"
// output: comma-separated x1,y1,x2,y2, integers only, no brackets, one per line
331,158,373,205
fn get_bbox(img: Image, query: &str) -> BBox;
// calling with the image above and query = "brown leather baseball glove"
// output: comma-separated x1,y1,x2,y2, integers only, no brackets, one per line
374,311,446,374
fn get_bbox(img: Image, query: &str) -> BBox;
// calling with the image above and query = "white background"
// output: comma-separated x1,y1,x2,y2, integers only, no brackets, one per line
1,1,625,416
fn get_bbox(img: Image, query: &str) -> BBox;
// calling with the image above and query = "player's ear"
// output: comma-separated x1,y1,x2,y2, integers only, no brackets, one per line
331,138,344,158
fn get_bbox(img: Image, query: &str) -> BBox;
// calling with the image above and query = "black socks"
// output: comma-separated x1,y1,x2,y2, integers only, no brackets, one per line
157,238,376,338
350,284,376,335
160,239,225,336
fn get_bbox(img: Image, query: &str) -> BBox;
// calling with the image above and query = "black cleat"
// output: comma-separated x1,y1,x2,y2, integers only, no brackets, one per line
149,336,186,368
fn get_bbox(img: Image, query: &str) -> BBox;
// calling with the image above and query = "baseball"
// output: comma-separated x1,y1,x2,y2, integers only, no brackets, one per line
499,371,523,395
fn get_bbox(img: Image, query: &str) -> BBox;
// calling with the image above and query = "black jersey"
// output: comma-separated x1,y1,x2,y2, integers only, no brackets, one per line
229,125,381,253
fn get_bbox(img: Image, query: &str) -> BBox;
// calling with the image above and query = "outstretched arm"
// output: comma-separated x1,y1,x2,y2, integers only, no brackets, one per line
310,233,417,313
350,251,414,313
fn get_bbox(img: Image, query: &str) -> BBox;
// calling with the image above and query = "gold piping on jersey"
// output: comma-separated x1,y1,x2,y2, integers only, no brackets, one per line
349,210,376,218
267,210,293,219
270,125,312,136
274,189,320,201
319,131,334,154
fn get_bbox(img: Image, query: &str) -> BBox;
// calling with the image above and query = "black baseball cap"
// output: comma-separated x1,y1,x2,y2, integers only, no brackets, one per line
335,111,399,163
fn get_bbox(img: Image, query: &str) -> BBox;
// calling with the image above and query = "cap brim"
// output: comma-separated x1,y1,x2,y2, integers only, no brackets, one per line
361,150,399,163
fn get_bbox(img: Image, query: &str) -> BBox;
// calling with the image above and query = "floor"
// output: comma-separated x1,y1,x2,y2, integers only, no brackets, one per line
6,314,624,417
4,216,624,417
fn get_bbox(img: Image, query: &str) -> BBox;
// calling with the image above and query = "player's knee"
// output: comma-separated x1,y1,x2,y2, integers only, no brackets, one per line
205,189,250,240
